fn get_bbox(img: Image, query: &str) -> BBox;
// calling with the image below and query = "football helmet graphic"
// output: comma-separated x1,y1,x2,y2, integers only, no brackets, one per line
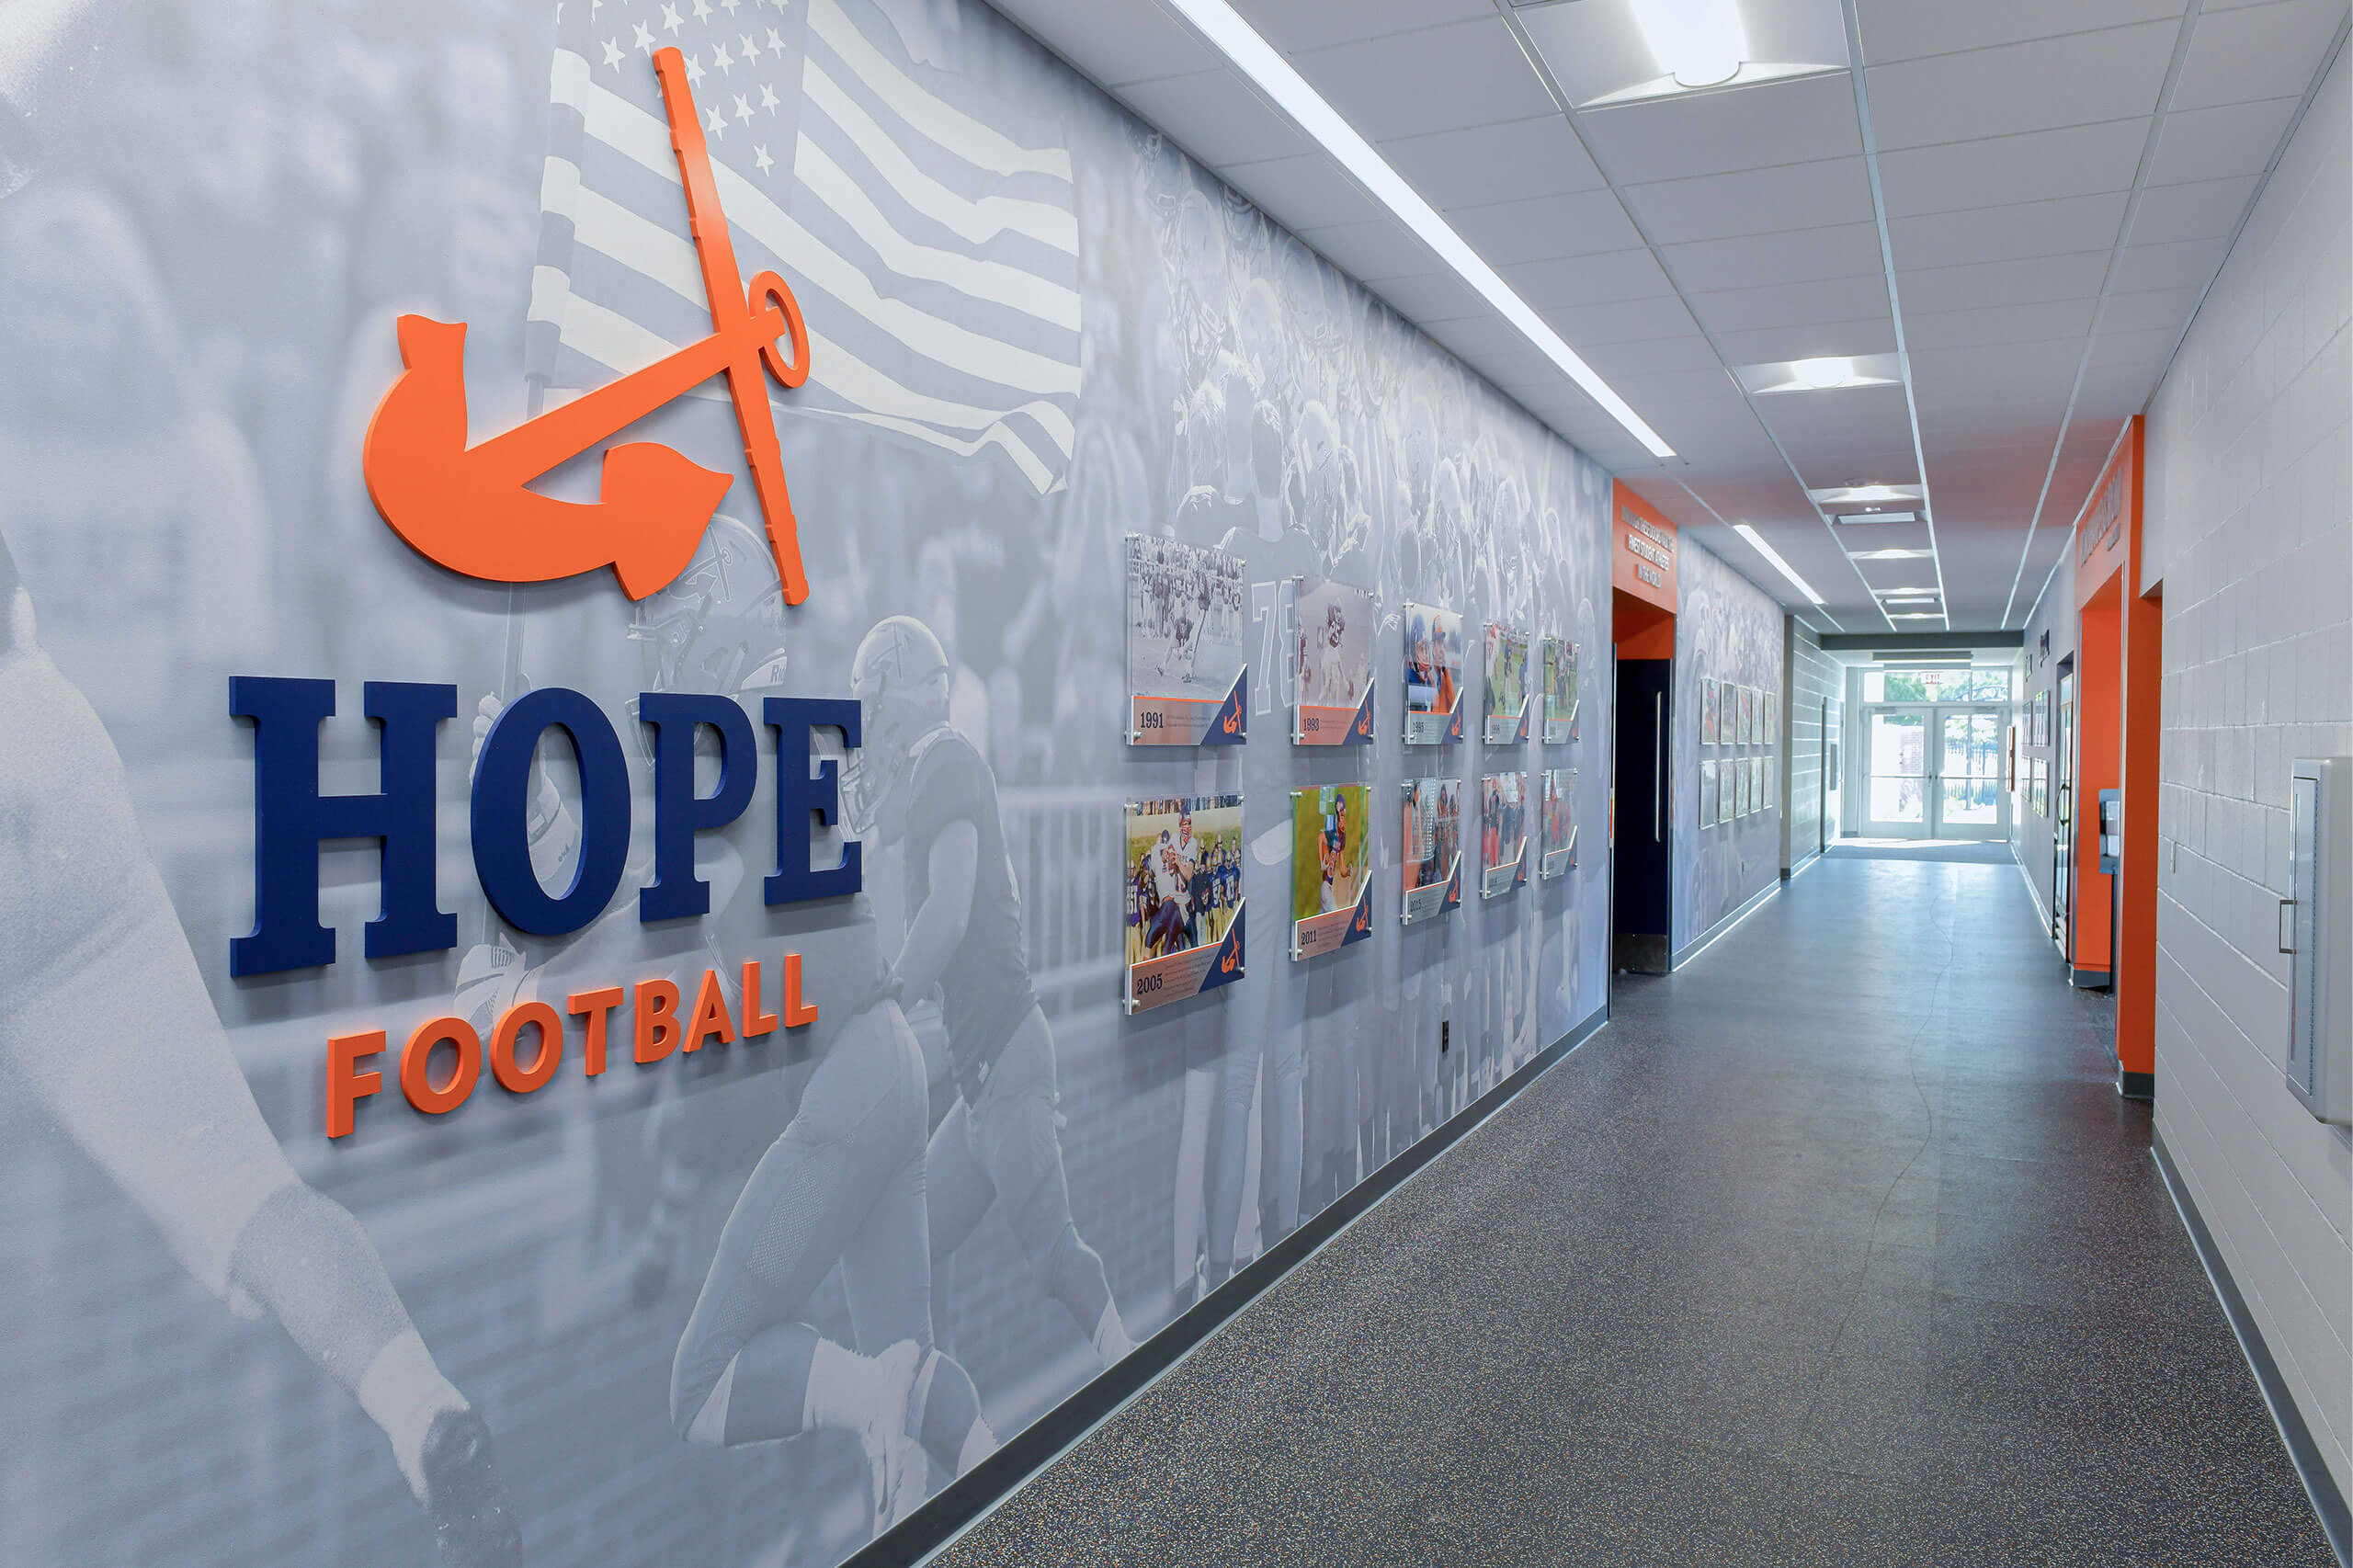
629,515,791,699
844,615,951,834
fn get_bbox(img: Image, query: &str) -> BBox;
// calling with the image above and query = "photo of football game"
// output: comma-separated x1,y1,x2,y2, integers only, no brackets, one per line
1292,785,1370,924
1294,576,1374,719
1541,637,1577,738
1481,771,1527,897
1540,767,1575,873
1124,795,1247,970
1400,776,1461,923
1125,533,1247,705
1402,601,1463,743
1483,623,1529,725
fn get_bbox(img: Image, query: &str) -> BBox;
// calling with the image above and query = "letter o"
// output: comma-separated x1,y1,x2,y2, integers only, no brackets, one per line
401,1015,481,1115
491,1001,564,1094
472,687,631,936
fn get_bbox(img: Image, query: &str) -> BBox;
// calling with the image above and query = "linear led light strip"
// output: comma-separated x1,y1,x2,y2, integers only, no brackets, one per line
1733,523,1824,606
1158,0,1676,460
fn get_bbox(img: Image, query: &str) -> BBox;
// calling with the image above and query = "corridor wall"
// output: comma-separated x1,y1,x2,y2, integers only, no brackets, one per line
0,2,1616,1564
2144,45,2351,1512
1674,538,1785,953
2014,541,2079,933
1784,618,1837,869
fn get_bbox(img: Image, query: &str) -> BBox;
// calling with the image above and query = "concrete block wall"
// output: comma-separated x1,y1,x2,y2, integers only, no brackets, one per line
2145,45,2350,1506
1784,618,1838,867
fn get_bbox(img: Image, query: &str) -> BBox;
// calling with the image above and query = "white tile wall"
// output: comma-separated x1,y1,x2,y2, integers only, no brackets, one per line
2145,44,2351,1505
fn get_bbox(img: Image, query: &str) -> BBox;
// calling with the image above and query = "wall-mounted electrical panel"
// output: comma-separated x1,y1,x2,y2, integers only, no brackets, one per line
2283,757,2350,1125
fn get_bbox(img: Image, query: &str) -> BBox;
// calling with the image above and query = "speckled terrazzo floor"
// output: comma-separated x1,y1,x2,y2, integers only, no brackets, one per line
928,855,2336,1567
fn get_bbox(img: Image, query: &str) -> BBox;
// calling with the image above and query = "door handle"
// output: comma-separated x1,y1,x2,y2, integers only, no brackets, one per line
2279,898,2297,955
1653,693,1664,842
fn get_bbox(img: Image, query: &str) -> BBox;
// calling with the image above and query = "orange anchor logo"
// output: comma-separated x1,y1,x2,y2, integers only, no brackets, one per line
362,47,811,604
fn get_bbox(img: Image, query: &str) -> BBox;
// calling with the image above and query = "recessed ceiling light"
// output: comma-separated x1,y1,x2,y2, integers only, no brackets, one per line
1732,522,1824,606
1875,587,1938,597
1849,547,1933,560
1160,0,1674,459
1811,484,1923,506
1889,612,1946,620
1793,356,1852,389
1628,0,1745,88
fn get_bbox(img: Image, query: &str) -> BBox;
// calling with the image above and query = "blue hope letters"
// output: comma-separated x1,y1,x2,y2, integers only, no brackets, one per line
228,677,861,977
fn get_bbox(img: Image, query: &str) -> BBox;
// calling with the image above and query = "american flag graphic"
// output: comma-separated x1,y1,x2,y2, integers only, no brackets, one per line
529,0,1081,493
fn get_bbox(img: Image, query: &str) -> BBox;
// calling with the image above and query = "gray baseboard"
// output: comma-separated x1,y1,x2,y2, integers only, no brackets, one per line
2153,1131,2350,1566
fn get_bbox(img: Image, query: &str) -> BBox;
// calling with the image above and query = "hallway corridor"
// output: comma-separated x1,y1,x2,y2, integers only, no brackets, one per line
938,858,2336,1566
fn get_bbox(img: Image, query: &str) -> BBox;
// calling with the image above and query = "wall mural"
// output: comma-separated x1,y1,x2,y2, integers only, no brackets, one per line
0,1,1611,1564
1674,537,1785,951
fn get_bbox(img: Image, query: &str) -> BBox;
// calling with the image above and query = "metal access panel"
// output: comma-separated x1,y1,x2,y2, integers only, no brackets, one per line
2283,757,2351,1124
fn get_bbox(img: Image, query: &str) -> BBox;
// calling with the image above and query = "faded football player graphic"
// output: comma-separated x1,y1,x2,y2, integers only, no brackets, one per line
846,616,1138,1377
0,86,519,1568
454,521,999,1542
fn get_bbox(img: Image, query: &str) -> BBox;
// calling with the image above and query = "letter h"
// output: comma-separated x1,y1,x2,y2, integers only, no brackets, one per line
230,677,457,976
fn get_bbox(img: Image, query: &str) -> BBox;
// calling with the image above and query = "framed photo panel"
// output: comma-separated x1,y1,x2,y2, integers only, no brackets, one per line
1292,576,1376,745
1540,768,1577,876
1123,795,1246,1013
1699,758,1719,827
1401,778,1463,925
1541,638,1578,744
1125,535,1247,745
1480,771,1529,897
1483,623,1530,744
1290,785,1373,959
1701,678,1720,745
1403,602,1464,744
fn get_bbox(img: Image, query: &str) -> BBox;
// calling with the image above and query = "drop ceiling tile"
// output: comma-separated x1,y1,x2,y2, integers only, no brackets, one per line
1118,72,1311,167
2143,95,2303,184
2109,236,2234,293
1366,268,1485,324
2074,357,2174,416
1500,248,1677,309
2170,0,2349,110
1889,192,2131,268
1902,298,2102,347
1292,17,1556,142
991,0,1223,88
1617,155,1875,245
1688,274,1898,334
1855,0,2187,66
1292,216,1433,282
1865,23,2178,151
1715,318,1900,363
1426,313,1567,385
1877,119,2152,214
2097,285,2207,333
1658,222,1886,292
1573,334,1731,381
1574,73,1866,187
1446,188,1645,264
1233,0,1497,55
2127,174,2264,242
1901,251,2115,313
1538,293,1705,346
1219,153,1387,232
1381,116,1608,208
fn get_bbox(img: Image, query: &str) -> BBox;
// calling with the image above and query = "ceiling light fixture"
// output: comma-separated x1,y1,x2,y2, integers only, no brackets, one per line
1792,356,1853,389
1159,0,1675,458
1888,612,1946,620
1627,0,1747,88
1875,587,1938,597
1733,523,1824,606
1848,547,1933,560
